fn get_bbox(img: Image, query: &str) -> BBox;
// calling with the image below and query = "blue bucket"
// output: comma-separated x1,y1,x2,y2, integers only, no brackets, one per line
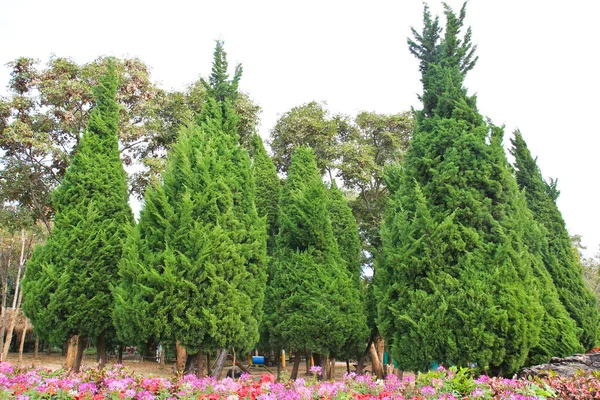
252,356,265,365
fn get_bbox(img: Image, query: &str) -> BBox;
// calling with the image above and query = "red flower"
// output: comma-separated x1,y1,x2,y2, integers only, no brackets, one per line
260,374,276,384
199,394,219,400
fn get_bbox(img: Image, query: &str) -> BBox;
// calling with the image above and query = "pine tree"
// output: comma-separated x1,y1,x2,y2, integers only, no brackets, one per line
511,131,599,349
266,147,367,368
113,42,267,366
376,4,578,375
22,61,133,369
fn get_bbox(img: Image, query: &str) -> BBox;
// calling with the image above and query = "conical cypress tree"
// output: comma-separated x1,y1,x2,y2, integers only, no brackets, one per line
375,4,575,375
22,61,133,359
327,182,362,285
266,147,366,358
326,181,366,359
252,133,280,255
113,43,267,357
511,131,599,349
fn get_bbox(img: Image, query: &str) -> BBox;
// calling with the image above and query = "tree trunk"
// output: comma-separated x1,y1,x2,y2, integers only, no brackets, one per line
211,348,227,380
321,354,329,381
73,336,86,373
183,354,193,373
291,350,301,380
96,334,106,367
396,367,403,380
196,351,204,378
346,359,351,374
357,335,373,374
369,342,384,379
0,235,13,361
18,319,27,363
2,287,23,360
65,335,79,371
276,350,281,381
207,352,211,375
313,353,322,375
230,348,236,379
330,357,336,380
117,345,123,364
305,349,312,375
175,341,187,374
34,335,39,359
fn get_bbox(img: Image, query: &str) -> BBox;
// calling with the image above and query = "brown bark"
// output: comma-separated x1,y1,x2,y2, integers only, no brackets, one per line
0,234,14,361
2,287,23,359
276,350,281,381
117,345,123,364
375,335,384,366
321,355,329,381
396,368,403,379
18,319,27,363
227,353,248,372
207,352,211,375
175,341,187,374
211,348,227,380
346,359,351,374
305,349,311,375
291,350,301,380
34,335,39,359
65,335,79,371
369,342,385,379
230,348,236,379
73,336,86,372
356,335,373,374
96,334,106,367
330,357,336,380
196,351,204,378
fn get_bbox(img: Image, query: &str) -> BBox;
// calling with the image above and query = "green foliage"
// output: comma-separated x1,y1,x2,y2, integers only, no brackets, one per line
326,182,362,284
511,131,599,349
269,104,413,266
339,111,413,266
113,43,267,354
269,102,340,178
251,134,280,255
376,3,576,376
266,147,367,356
22,61,133,345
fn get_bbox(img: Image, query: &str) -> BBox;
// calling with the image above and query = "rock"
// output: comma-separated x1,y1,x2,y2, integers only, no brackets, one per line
518,353,600,378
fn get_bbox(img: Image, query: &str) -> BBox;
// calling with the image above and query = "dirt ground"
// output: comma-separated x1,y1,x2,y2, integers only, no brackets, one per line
3,352,372,380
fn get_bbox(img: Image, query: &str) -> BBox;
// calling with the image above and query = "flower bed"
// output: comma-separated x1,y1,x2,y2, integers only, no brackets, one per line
0,362,599,399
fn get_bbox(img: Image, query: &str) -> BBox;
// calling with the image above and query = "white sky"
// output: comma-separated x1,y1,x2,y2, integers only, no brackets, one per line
1,0,598,256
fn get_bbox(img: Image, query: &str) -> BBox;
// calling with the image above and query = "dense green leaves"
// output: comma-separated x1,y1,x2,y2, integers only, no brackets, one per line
113,43,267,355
252,134,280,255
266,147,367,356
22,61,133,346
376,3,581,376
511,131,599,349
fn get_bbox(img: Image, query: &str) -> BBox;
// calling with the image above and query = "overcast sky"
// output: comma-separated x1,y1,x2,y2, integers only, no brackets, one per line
1,0,598,256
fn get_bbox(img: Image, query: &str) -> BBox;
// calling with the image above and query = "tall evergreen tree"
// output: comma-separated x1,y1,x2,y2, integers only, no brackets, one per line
113,42,267,370
265,147,366,372
252,133,280,255
326,181,366,360
376,3,579,375
511,130,599,349
327,182,362,285
22,61,133,369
